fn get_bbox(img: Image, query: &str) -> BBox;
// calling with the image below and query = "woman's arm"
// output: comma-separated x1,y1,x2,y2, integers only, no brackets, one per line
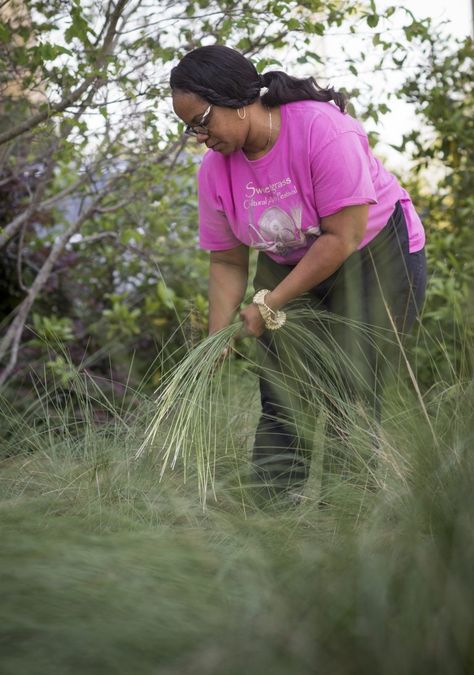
266,204,368,310
239,204,368,336
208,244,249,335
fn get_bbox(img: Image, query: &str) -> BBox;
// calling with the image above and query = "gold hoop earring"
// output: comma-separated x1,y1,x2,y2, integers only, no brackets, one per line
237,107,246,120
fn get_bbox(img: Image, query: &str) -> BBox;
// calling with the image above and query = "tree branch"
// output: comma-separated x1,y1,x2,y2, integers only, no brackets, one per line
68,229,164,275
0,155,56,250
0,0,131,147
0,190,109,386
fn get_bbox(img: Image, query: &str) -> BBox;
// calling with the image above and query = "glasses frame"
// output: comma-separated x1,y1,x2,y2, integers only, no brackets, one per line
184,104,213,137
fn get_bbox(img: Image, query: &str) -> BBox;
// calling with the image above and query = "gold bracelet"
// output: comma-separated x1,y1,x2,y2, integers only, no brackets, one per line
253,289,286,330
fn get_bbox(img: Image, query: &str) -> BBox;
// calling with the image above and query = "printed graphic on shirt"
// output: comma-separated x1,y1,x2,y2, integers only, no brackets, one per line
248,204,321,256
244,176,321,256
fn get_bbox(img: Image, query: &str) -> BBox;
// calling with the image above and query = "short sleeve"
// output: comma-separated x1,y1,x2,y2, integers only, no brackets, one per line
197,157,240,251
310,131,378,218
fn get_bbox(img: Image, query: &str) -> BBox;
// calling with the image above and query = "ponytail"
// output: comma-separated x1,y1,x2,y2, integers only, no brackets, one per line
260,71,347,113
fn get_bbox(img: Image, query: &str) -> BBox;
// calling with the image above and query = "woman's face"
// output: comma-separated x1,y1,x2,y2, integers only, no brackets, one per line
172,90,247,155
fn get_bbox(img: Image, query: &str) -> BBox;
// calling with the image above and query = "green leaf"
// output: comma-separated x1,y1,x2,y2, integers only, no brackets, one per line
367,14,379,28
393,55,407,67
305,50,323,64
37,42,72,61
157,281,176,309
0,22,11,43
255,57,283,73
287,18,300,31
65,5,92,45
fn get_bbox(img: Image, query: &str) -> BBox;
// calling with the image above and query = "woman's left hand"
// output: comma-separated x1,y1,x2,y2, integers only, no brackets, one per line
238,303,265,338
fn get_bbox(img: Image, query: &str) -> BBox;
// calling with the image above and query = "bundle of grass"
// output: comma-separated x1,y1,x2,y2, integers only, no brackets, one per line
135,323,253,499
136,303,408,509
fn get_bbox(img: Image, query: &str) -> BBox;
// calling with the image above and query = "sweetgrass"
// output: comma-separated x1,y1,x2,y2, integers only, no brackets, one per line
135,303,413,504
135,323,241,498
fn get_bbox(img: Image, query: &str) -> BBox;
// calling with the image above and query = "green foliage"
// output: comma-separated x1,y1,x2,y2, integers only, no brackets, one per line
45,354,80,386
0,0,467,398
2,0,395,392
64,2,95,46
30,313,75,346
396,36,474,387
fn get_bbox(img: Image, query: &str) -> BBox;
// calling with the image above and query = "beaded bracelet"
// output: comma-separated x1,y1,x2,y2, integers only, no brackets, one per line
252,289,286,330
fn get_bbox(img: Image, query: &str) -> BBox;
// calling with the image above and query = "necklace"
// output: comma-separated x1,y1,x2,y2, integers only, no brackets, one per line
244,107,273,159
263,106,272,151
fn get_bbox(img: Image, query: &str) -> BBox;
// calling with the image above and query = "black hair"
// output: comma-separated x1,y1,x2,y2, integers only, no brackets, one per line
169,45,347,113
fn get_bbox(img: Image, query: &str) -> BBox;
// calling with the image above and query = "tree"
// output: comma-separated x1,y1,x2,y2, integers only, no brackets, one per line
0,0,434,393
395,35,474,387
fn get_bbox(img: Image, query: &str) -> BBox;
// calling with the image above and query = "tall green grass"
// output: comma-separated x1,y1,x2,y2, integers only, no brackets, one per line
137,305,424,504
0,315,473,674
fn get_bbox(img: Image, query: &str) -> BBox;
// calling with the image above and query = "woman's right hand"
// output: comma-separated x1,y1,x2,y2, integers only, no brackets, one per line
238,303,266,338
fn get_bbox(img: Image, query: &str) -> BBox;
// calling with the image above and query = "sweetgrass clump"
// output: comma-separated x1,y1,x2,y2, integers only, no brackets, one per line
135,304,416,505
135,323,241,497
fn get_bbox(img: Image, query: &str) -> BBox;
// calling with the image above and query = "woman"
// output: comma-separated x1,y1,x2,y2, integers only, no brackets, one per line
170,45,427,504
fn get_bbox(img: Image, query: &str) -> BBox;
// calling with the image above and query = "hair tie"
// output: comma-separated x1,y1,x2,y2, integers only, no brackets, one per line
259,74,269,96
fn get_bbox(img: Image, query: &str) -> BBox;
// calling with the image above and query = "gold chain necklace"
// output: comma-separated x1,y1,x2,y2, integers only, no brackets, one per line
263,106,273,151
245,107,273,158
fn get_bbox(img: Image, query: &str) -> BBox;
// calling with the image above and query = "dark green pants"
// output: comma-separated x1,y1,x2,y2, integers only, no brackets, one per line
251,201,427,499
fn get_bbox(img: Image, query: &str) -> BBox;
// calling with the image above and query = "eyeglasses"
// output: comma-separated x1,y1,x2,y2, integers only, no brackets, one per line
184,104,212,136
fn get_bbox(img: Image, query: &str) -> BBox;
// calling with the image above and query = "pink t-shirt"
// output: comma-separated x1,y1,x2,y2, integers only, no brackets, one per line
198,100,425,264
